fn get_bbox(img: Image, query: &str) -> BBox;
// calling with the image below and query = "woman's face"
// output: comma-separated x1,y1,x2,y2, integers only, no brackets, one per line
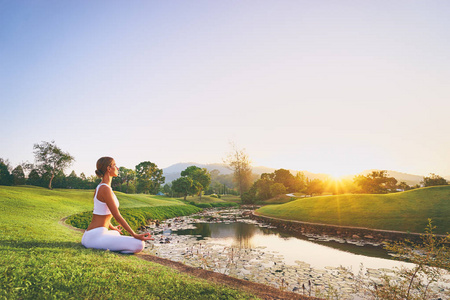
108,160,119,177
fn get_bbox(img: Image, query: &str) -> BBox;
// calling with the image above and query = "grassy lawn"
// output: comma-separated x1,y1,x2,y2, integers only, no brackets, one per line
256,185,450,235
0,186,256,299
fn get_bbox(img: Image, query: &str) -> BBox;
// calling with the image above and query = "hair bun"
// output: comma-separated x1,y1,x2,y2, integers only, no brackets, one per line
95,169,104,177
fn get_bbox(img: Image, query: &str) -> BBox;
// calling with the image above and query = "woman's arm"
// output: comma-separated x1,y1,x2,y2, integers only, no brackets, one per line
98,186,153,241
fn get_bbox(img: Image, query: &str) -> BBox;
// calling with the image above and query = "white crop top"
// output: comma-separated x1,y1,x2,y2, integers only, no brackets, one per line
93,183,119,215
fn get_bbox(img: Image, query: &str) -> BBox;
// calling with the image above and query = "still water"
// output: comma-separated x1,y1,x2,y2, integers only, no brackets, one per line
174,217,410,271
145,209,448,299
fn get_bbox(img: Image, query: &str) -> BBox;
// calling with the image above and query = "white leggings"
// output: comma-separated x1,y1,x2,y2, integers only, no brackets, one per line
81,227,145,254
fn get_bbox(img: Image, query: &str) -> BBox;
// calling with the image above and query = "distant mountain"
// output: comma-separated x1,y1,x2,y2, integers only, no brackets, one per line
163,162,284,183
163,163,429,186
163,163,344,184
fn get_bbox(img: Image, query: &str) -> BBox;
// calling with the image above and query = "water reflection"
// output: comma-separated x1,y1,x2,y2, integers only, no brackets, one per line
174,220,412,271
177,222,257,248
176,222,392,259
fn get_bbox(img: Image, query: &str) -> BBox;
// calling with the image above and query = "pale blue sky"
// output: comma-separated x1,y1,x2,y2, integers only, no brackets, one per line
1,0,450,178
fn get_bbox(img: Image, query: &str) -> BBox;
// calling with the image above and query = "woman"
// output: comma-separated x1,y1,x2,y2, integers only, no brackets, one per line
81,157,153,253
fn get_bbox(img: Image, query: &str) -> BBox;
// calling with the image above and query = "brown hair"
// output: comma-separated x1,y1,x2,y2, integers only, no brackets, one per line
95,157,114,178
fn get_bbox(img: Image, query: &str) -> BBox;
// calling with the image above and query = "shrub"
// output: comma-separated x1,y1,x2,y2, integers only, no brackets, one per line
66,205,202,232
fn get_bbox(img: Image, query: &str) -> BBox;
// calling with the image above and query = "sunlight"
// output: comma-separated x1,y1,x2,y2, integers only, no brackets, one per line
327,172,348,181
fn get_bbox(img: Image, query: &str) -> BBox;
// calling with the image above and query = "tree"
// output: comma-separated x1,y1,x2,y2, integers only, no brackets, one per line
171,176,194,201
224,144,253,200
293,171,307,193
305,179,324,196
273,169,296,192
397,181,410,192
270,182,287,197
180,166,211,200
135,161,164,194
353,170,398,194
116,167,136,193
0,158,13,186
422,173,448,187
33,141,75,189
27,169,42,186
11,165,26,185
66,170,83,189
163,183,172,197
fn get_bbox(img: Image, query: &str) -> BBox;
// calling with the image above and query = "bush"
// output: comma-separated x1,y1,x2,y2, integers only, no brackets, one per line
66,205,202,232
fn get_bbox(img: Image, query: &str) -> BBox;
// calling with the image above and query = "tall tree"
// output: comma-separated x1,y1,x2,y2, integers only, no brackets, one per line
224,144,253,200
135,161,164,194
171,176,194,201
305,178,325,196
33,141,75,189
0,158,13,186
117,167,136,193
27,169,42,186
11,165,26,185
180,166,211,200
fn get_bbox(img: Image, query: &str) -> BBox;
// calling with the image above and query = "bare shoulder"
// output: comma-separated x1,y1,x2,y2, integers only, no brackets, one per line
97,184,114,200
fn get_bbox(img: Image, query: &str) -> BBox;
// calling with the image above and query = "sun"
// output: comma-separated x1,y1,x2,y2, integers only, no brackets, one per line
327,170,349,180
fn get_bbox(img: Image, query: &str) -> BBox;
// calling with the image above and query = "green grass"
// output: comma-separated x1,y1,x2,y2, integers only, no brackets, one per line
0,186,257,299
256,186,450,235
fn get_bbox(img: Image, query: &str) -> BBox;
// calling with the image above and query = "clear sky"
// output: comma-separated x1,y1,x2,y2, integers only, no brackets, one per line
1,0,449,178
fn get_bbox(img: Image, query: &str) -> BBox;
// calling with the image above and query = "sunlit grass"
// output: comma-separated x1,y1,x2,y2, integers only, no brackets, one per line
0,186,257,299
256,185,450,234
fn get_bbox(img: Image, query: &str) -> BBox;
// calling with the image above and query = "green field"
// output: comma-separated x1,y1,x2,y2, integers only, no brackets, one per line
0,186,256,299
256,186,450,235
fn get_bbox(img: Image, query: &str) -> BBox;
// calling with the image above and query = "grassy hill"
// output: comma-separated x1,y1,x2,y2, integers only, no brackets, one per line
256,185,450,235
0,186,255,299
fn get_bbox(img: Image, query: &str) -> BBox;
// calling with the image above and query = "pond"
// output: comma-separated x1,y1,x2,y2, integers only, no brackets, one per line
143,208,449,299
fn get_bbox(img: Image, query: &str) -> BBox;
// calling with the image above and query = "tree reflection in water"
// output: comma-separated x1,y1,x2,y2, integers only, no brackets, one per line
234,222,257,249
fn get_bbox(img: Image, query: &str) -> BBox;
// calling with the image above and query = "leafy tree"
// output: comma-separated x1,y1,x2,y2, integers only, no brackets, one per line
181,166,211,200
27,169,42,186
163,183,172,196
11,165,26,185
273,169,296,192
293,171,307,193
422,173,448,187
305,179,324,196
224,144,253,200
254,177,273,200
397,181,410,192
353,170,398,194
33,141,75,189
0,158,13,186
66,170,83,189
116,167,136,193
135,161,164,194
269,182,287,197
171,176,194,200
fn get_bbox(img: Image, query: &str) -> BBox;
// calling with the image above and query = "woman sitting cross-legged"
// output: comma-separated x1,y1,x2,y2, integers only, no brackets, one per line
81,156,153,253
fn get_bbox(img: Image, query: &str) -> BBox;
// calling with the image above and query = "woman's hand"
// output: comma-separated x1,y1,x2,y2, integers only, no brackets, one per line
133,232,154,241
112,225,123,234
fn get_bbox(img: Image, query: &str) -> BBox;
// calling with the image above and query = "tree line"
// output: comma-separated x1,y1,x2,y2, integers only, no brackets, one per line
1,141,448,202
0,140,239,197
0,141,166,193
240,169,449,203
